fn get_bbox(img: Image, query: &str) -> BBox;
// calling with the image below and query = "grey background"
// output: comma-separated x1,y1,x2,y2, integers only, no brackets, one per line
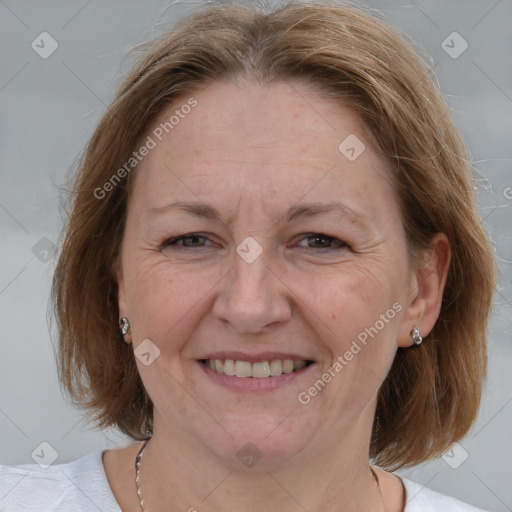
1,0,511,510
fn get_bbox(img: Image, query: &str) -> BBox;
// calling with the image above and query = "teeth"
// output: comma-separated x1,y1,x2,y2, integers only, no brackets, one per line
223,359,235,376
269,360,282,376
282,360,294,373
235,360,252,378
294,360,306,371
204,358,309,378
252,361,270,378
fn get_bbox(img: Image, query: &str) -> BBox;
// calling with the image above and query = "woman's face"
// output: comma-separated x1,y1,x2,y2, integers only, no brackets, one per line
117,79,415,467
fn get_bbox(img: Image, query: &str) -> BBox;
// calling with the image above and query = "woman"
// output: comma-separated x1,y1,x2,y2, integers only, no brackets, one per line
0,1,495,511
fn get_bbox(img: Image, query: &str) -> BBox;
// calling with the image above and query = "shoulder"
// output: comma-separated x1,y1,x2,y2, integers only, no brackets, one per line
0,450,121,512
402,478,488,512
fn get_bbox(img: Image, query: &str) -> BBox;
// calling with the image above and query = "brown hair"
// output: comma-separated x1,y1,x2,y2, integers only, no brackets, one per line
51,0,496,469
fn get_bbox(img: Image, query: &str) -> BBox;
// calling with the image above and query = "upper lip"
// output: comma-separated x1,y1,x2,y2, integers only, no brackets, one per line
199,351,314,363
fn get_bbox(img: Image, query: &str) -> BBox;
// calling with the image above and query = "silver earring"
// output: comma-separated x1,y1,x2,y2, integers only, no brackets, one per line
119,317,130,336
411,325,423,345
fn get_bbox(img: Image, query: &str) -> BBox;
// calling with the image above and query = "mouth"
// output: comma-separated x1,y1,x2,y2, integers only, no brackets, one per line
199,358,313,378
196,352,315,392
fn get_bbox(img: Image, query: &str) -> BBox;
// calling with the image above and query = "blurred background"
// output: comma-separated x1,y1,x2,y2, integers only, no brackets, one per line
1,0,511,510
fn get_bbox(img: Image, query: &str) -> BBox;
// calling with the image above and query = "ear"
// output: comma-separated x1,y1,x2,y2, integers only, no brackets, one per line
398,233,451,348
113,256,132,343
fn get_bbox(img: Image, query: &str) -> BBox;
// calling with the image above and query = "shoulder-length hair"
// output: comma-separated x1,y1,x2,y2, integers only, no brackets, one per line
51,0,495,469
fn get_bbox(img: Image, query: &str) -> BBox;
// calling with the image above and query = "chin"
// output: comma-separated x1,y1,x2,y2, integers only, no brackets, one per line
197,412,317,470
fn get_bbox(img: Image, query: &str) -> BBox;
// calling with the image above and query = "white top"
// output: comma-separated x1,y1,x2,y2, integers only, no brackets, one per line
0,450,487,511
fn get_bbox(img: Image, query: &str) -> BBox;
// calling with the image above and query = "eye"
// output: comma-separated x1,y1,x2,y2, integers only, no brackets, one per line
296,233,348,250
161,233,348,251
161,233,213,249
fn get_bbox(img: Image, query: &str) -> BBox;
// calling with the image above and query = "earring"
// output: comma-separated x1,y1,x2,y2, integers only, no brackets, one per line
119,317,131,340
411,325,423,345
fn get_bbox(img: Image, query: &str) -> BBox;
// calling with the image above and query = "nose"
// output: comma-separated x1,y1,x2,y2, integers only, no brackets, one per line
212,247,292,334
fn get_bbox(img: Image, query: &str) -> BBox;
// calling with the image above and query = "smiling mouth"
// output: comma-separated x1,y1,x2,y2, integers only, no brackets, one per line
199,359,313,378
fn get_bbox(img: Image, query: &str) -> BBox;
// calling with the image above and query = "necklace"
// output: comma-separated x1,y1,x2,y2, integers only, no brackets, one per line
135,440,148,511
134,440,386,511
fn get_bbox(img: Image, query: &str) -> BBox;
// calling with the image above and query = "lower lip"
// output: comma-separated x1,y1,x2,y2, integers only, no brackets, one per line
198,361,314,392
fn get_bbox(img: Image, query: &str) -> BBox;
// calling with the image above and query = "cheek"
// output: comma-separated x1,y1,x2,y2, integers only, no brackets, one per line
293,268,404,414
124,256,223,349
291,260,406,406
297,261,403,340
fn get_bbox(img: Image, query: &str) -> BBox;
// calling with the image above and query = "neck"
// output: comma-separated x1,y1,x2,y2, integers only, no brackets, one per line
138,415,385,512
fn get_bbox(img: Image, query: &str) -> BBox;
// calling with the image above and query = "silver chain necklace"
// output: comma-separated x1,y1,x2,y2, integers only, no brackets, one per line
134,439,386,512
135,440,149,511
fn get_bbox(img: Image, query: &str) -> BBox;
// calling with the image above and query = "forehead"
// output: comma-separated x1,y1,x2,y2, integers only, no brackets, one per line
129,79,394,220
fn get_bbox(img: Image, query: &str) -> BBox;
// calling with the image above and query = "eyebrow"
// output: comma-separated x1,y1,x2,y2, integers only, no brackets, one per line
147,200,365,225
